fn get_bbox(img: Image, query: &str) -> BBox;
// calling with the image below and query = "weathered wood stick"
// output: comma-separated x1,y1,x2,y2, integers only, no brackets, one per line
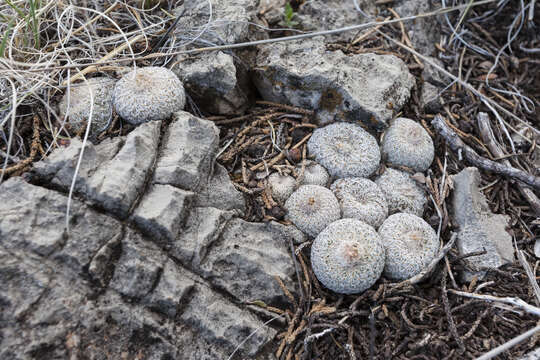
432,115,540,190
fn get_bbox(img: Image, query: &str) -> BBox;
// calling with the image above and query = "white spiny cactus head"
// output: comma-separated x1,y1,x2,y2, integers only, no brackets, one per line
307,122,380,178
58,77,115,136
378,213,439,281
331,177,388,229
284,185,340,238
375,168,427,217
295,160,330,187
268,172,296,204
311,218,385,294
113,67,185,125
381,117,434,172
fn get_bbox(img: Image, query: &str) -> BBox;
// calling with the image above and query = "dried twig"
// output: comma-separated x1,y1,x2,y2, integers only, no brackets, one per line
432,115,540,190
449,289,540,317
477,112,540,215
475,324,540,360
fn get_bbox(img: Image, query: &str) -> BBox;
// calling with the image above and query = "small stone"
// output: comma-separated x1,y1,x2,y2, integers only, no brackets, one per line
451,167,514,280
270,206,287,220
173,51,248,115
288,147,302,163
253,37,414,128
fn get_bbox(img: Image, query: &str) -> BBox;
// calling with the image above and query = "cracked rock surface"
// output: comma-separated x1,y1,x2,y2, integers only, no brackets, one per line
0,111,299,359
253,37,414,129
451,167,515,281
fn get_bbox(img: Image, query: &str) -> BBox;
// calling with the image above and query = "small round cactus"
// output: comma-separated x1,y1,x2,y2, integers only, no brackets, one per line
375,168,427,217
295,160,330,187
330,178,388,229
113,67,185,125
284,185,340,237
58,77,115,136
378,213,439,281
307,122,380,178
268,172,296,204
311,219,385,294
381,117,434,172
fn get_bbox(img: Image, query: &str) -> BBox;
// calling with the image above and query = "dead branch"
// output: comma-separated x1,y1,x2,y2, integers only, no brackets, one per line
432,115,540,190
448,289,540,317
475,324,540,360
477,112,540,215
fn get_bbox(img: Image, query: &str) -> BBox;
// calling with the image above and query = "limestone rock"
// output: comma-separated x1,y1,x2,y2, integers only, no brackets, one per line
145,259,195,317
195,163,246,213
32,121,160,219
171,206,236,268
110,229,167,299
174,51,249,115
394,0,440,56
153,111,219,191
198,218,296,304
451,167,514,280
297,0,376,41
174,0,257,45
131,183,195,247
84,120,161,217
253,37,414,129
0,173,286,360
0,177,122,272
180,282,277,358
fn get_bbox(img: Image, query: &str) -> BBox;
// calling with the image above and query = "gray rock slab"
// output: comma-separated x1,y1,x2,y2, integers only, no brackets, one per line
297,0,376,41
171,206,236,268
153,111,219,191
451,167,515,280
85,120,161,218
131,183,195,247
421,81,442,113
0,212,277,360
253,37,414,129
195,163,246,213
88,232,122,287
110,228,167,299
198,218,296,305
32,136,123,188
174,51,249,115
31,121,161,219
144,258,195,317
394,0,440,56
180,282,277,358
174,0,257,45
0,177,122,272
0,246,53,321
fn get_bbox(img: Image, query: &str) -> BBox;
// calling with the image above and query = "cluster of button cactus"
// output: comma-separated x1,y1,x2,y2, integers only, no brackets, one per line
281,120,439,294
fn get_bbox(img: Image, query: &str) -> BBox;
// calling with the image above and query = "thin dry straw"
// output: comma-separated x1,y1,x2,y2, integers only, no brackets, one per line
375,30,539,140
65,74,94,233
0,0,499,72
0,78,17,184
